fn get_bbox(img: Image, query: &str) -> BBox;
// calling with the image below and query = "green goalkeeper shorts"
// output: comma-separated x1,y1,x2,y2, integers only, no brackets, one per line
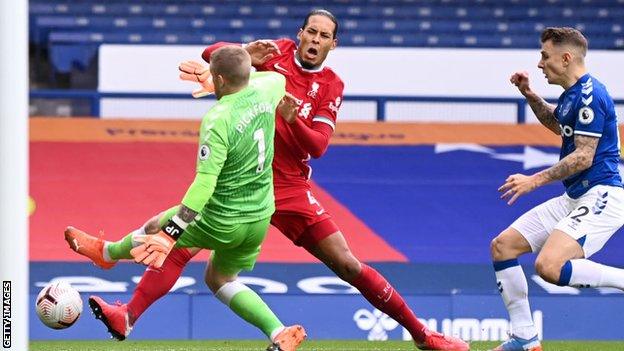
159,206,270,275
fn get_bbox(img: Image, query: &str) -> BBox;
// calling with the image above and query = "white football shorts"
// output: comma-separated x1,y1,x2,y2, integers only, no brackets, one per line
510,184,624,258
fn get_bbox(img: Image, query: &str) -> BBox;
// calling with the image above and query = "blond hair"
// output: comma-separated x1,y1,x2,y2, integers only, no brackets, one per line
210,46,251,87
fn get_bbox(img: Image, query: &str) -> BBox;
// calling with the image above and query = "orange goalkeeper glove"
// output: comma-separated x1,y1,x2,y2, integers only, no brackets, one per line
178,60,215,98
130,216,186,268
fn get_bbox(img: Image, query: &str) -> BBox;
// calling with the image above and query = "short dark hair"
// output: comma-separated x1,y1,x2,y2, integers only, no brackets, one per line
210,46,251,87
541,27,588,57
301,9,338,38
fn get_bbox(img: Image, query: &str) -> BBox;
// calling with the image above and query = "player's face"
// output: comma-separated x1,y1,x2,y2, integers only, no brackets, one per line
538,40,566,85
296,15,337,68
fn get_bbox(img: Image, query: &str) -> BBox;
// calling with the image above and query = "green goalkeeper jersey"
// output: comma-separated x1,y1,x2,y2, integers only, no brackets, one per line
183,71,285,230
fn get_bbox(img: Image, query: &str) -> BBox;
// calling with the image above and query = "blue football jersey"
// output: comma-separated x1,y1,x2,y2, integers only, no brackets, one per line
555,73,622,198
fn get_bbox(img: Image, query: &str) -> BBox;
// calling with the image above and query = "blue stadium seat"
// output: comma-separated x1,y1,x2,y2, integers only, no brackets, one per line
31,0,624,76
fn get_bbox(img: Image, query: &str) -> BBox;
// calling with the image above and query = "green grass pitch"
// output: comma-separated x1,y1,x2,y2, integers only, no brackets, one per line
30,340,624,351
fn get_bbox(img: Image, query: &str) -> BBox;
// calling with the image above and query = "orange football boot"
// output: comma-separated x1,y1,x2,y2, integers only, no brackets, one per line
64,226,116,269
266,325,307,351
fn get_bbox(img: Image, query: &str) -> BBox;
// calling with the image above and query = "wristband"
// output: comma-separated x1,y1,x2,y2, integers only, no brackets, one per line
161,215,189,240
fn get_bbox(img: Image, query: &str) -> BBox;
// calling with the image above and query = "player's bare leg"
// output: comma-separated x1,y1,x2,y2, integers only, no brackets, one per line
490,228,541,351
308,228,468,351
205,260,305,351
534,230,584,285
538,229,624,287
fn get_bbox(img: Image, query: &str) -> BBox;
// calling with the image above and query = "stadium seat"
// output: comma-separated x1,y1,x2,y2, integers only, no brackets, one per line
30,0,624,76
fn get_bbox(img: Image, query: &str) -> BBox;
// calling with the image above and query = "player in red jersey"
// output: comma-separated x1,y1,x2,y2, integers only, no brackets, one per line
65,9,468,351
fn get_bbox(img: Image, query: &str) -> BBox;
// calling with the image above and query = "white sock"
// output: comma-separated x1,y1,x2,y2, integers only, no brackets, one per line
102,242,114,262
270,326,285,342
102,227,146,262
569,259,624,289
494,261,537,339
214,280,251,306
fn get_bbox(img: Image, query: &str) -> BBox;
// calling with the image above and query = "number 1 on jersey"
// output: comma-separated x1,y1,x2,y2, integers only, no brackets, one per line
253,128,266,173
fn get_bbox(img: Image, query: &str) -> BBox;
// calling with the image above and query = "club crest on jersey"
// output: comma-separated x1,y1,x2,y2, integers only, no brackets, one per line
578,106,594,125
561,101,572,117
307,82,320,98
199,144,210,160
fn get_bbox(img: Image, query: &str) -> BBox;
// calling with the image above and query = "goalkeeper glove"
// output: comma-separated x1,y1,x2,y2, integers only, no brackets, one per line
130,216,187,268
178,60,215,98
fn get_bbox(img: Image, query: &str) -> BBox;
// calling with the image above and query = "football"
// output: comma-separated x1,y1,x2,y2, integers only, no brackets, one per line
35,281,83,329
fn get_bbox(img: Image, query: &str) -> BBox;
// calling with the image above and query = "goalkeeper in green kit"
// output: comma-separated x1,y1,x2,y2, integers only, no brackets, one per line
71,46,306,351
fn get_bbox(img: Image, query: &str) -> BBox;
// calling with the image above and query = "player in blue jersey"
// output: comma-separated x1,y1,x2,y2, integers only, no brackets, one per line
490,27,624,351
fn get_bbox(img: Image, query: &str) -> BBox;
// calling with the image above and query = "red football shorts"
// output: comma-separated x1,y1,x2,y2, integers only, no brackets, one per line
270,188,339,249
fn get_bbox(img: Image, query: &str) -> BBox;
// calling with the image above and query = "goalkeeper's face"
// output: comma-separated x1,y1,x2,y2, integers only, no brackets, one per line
296,15,337,69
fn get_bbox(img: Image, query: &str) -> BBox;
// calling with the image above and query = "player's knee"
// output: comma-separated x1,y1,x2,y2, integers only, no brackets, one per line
490,235,509,260
204,270,221,293
534,257,560,284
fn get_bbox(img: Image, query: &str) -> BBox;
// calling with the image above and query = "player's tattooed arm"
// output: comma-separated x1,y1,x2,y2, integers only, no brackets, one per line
525,92,560,135
536,134,598,184
499,135,598,205
176,205,198,223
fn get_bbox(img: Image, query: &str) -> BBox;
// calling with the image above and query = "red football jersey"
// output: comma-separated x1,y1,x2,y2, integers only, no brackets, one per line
257,39,344,192
202,39,344,195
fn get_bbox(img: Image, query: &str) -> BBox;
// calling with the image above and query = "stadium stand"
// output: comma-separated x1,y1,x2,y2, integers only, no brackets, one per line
30,0,624,79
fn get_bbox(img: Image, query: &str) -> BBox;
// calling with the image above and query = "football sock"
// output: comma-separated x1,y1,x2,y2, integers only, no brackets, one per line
493,259,537,339
127,248,192,324
106,228,146,260
559,259,624,289
215,281,284,339
350,263,427,343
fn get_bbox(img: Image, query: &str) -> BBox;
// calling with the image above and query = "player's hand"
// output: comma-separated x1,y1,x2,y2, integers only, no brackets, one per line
498,173,540,205
130,231,176,268
277,92,299,124
510,71,531,96
244,40,281,66
179,60,215,98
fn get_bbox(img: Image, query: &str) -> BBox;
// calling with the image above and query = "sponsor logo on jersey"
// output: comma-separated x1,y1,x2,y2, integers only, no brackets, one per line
298,103,312,119
329,97,342,114
560,124,574,137
287,92,303,106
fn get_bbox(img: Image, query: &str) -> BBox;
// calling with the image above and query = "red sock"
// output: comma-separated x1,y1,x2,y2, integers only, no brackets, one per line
127,248,193,324
350,263,427,342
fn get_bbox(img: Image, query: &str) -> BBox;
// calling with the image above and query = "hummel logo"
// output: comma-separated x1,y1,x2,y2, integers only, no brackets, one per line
274,63,288,73
581,95,593,106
